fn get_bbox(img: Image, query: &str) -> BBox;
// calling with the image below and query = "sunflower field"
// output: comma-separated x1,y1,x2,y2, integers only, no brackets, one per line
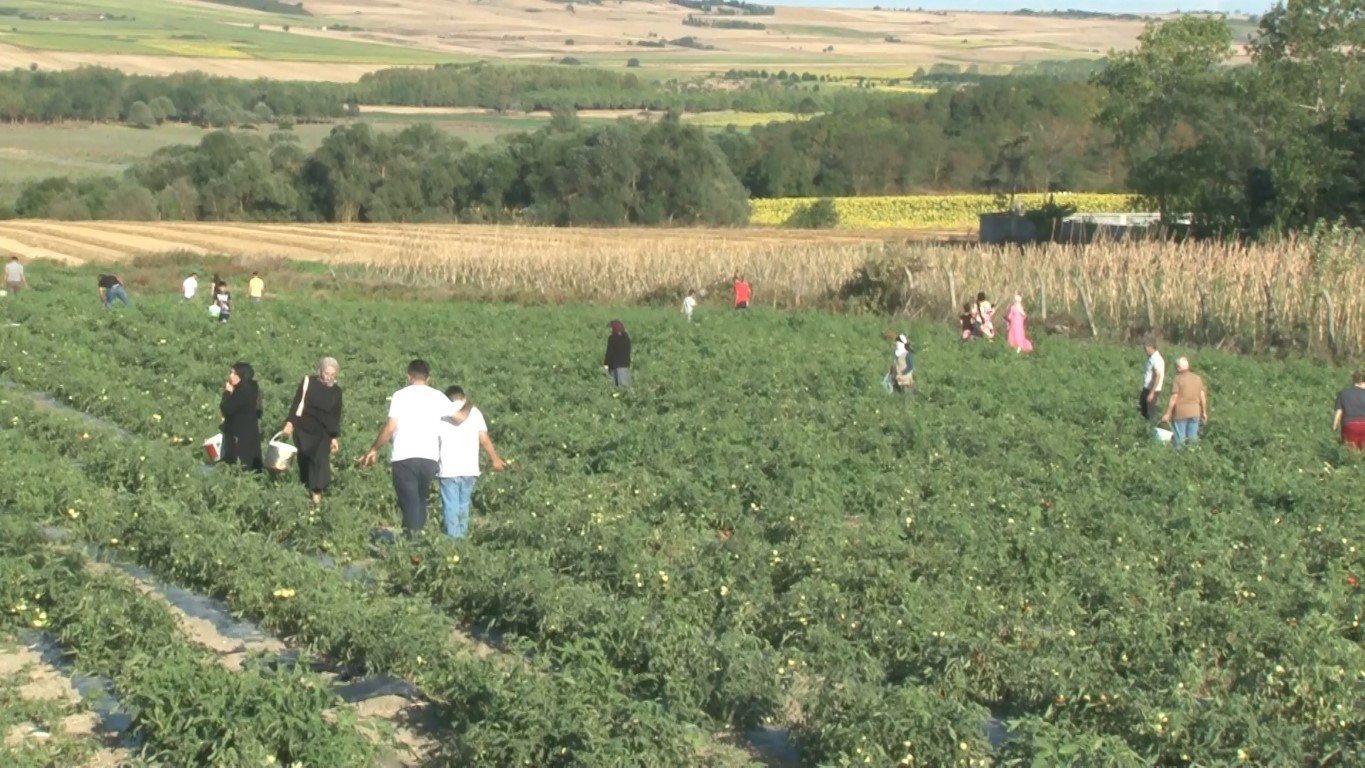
0,262,1361,767
750,193,1148,229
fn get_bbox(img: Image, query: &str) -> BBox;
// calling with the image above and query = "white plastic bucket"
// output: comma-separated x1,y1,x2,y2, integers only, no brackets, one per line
265,432,297,472
208,304,221,318
1154,427,1174,444
203,433,223,462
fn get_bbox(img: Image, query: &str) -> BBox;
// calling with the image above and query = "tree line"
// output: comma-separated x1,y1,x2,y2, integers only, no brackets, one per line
0,62,894,127
7,115,749,226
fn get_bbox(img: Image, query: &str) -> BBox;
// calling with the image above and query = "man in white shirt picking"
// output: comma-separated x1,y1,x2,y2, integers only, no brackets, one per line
436,385,505,539
359,359,465,535
182,272,198,300
1140,338,1166,421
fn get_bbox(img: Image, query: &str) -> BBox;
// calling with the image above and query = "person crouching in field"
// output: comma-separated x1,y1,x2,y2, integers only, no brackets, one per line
1159,356,1207,448
436,386,505,539
212,280,232,322
98,273,129,309
1332,371,1365,449
960,303,975,341
886,333,914,393
604,320,631,387
283,357,343,506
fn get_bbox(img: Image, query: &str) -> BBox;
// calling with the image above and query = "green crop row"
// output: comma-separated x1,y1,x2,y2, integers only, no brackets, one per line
0,519,381,768
0,266,1362,765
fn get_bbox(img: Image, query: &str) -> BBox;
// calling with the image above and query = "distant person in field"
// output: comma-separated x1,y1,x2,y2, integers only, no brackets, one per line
212,279,232,322
97,273,129,309
360,359,468,535
974,292,995,340
6,256,27,295
220,362,263,472
436,385,505,539
682,290,698,322
959,303,975,341
1139,338,1165,420
604,320,632,387
248,271,265,302
888,333,914,392
1332,370,1365,450
182,272,198,300
1006,294,1034,353
1159,356,1207,447
733,274,752,310
283,357,344,506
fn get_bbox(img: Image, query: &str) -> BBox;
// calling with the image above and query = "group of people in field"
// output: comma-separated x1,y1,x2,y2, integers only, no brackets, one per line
218,356,505,539
183,270,266,321
7,252,1365,540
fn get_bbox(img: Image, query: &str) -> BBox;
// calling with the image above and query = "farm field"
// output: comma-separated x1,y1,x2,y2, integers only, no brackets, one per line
1,221,1363,355
750,193,1148,230
0,260,1361,765
0,0,1234,81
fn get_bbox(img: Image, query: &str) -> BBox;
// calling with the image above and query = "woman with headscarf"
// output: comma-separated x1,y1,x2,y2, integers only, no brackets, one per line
283,357,344,505
1006,294,1034,353
603,320,631,387
889,333,914,392
220,362,263,471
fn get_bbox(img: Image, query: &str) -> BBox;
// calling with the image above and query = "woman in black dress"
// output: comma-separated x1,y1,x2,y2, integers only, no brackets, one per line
220,362,263,471
283,356,343,505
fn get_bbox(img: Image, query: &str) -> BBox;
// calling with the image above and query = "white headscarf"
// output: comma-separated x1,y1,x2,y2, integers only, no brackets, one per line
893,334,907,358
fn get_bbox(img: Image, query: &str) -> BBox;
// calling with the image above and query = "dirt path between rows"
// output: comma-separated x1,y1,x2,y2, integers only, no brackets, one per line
0,641,130,766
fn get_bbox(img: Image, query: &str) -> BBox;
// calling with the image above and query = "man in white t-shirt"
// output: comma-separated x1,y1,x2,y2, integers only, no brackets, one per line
359,359,464,534
436,385,505,539
682,290,697,322
1140,338,1166,421
182,273,198,300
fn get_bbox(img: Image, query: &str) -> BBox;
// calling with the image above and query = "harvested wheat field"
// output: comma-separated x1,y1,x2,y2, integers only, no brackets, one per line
0,220,953,267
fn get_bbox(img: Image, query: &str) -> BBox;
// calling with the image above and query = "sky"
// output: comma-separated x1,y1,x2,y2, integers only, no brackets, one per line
767,0,1274,12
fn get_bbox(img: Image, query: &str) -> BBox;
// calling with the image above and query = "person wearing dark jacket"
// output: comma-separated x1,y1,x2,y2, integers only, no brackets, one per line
283,356,343,505
220,362,263,472
604,320,631,387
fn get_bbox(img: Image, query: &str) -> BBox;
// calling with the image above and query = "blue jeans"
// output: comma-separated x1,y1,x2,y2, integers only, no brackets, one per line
439,476,477,538
103,285,130,309
1171,417,1200,447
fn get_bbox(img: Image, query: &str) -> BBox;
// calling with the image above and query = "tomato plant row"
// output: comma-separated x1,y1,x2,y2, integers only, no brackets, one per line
1,265,1362,765
0,518,380,768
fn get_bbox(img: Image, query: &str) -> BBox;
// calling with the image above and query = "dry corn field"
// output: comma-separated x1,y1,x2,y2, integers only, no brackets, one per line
0,220,1360,351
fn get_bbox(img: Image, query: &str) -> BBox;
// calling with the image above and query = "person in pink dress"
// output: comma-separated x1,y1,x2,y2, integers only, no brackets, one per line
1006,294,1034,353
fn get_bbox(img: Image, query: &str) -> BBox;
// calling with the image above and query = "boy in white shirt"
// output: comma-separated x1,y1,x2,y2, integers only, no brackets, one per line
436,385,505,539
182,273,198,300
359,359,465,535
682,290,698,322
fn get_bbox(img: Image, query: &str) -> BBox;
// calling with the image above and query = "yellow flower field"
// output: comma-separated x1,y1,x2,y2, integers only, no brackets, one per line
750,193,1149,229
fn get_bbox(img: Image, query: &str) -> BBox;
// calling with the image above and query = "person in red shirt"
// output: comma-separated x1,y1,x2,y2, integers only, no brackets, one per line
733,274,752,309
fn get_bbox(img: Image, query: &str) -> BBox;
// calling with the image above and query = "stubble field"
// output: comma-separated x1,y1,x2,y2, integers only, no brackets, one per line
0,0,1221,81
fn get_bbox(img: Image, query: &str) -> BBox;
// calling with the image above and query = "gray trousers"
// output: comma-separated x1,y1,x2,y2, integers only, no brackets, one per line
392,458,438,533
609,367,631,387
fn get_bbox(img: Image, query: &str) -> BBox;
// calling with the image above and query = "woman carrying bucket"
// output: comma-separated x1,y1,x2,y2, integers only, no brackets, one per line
282,357,344,505
220,362,263,471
